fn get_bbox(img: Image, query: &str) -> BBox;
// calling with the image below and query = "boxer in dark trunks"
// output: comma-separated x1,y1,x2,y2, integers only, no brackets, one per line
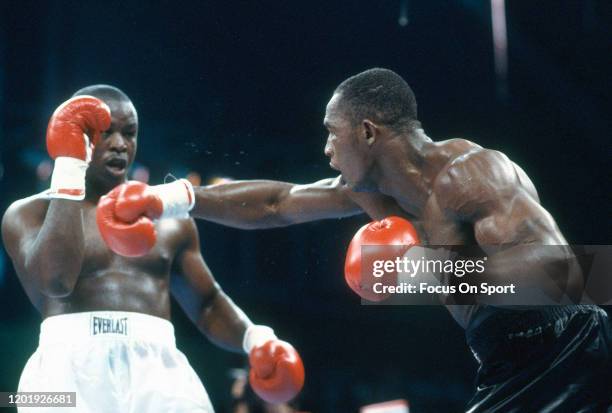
100,69,612,411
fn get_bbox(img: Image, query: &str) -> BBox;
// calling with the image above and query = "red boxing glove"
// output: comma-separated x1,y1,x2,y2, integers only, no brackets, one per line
249,340,305,404
345,216,420,301
46,96,111,200
96,180,194,257
243,325,305,404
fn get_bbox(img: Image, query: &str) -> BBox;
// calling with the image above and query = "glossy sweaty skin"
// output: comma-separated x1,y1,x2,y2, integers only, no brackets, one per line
190,91,581,326
2,95,249,349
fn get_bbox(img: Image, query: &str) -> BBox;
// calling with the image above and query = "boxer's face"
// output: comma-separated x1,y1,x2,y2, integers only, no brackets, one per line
324,93,375,191
87,98,138,189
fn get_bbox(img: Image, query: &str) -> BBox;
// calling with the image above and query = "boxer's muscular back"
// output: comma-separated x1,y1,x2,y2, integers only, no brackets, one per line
422,141,542,245
3,194,187,319
345,140,537,238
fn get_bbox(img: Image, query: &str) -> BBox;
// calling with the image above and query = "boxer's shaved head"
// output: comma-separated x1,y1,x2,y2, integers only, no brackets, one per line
71,84,138,124
72,84,132,103
334,68,420,133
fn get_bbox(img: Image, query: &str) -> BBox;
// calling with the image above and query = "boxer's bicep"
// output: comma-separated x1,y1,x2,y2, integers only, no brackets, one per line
469,197,582,301
1,202,42,271
438,150,564,245
1,204,21,260
472,194,564,245
450,183,564,246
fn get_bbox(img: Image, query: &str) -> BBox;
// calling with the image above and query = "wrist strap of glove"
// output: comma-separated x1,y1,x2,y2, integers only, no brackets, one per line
242,324,277,354
151,179,195,219
48,157,88,200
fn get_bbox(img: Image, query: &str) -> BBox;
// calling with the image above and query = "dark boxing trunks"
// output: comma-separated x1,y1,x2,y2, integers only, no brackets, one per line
465,305,612,413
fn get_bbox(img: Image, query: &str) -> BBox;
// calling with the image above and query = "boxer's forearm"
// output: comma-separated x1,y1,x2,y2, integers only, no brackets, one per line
191,178,361,229
27,200,86,297
197,289,251,352
191,180,294,228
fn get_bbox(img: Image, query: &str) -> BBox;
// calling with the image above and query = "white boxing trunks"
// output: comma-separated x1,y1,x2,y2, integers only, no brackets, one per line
17,311,214,413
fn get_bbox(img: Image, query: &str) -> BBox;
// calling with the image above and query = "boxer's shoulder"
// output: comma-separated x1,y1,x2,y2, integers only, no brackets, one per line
435,137,482,155
437,147,515,188
3,192,51,227
157,216,194,235
156,216,198,252
2,195,47,259
433,147,526,216
450,145,508,167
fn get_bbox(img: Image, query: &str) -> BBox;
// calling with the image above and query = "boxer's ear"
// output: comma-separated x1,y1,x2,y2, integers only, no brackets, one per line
363,119,378,147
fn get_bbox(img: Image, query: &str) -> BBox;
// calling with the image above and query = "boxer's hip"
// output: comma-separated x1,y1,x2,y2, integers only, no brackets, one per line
18,311,213,413
466,305,612,412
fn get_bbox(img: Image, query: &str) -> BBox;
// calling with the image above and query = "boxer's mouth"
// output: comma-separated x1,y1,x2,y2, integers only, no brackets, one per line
105,157,128,174
329,161,340,171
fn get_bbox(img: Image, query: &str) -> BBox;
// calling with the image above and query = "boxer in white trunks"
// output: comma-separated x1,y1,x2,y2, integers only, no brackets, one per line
1,85,304,412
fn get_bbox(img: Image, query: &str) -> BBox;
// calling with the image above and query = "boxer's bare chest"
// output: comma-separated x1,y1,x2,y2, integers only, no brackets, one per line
35,201,187,317
77,204,184,278
390,193,474,246
424,195,475,246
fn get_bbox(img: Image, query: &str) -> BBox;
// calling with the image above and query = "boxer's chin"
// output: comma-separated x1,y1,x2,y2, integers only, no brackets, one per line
104,158,129,179
87,166,128,192
105,164,128,179
98,165,128,183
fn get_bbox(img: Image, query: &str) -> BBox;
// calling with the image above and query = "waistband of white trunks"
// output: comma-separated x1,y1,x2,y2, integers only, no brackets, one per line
39,311,175,347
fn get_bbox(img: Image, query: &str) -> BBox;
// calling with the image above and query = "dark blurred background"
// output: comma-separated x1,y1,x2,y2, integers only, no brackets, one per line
0,1,610,412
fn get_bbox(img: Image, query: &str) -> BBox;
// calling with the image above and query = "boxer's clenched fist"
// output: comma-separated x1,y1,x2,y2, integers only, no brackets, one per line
345,216,420,301
96,180,194,257
249,340,305,404
243,325,305,404
47,96,111,161
47,96,111,199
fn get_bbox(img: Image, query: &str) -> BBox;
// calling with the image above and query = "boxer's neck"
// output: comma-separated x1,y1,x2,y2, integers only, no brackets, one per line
373,129,437,215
